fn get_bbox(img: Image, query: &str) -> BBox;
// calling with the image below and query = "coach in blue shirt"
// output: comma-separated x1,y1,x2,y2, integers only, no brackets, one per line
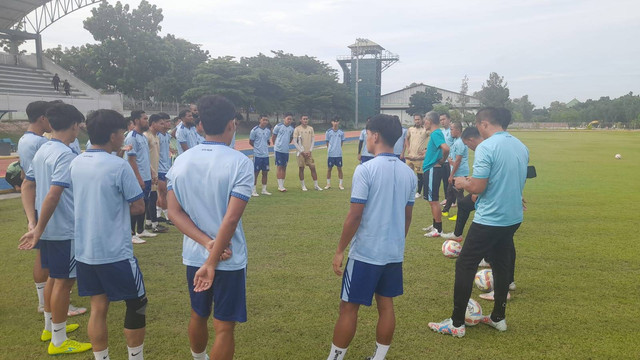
429,107,529,338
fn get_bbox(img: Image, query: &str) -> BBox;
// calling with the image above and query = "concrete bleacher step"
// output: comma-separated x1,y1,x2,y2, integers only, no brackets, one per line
0,64,87,97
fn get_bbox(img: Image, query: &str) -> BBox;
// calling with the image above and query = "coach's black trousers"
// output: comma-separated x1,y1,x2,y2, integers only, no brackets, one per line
443,180,464,212
146,191,158,223
453,194,475,237
451,222,520,327
441,165,450,197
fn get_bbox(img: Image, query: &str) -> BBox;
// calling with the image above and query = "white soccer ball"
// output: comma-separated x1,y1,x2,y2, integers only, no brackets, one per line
474,269,493,292
465,298,483,326
442,240,462,258
615,154,622,159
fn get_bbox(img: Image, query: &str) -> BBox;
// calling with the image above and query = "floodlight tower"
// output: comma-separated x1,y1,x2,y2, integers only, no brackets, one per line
337,39,399,127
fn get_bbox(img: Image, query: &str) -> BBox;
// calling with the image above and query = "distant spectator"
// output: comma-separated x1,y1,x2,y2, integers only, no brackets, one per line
63,80,70,96
52,73,60,91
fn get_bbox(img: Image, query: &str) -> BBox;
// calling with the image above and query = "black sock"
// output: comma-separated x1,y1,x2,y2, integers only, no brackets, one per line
433,219,436,227
435,222,442,233
491,313,504,323
417,175,423,194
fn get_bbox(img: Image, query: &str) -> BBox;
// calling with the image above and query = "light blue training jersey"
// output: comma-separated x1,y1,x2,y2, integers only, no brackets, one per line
70,149,143,264
449,137,469,177
359,129,372,157
167,142,254,270
250,126,271,158
442,127,454,148
25,139,76,240
349,153,417,265
422,128,446,172
158,132,171,173
176,124,199,155
125,130,151,182
393,127,408,156
69,138,81,154
18,131,48,174
272,123,294,153
472,131,529,227
325,128,345,158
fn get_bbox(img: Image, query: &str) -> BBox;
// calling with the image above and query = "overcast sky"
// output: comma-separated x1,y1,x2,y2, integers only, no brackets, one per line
26,0,640,108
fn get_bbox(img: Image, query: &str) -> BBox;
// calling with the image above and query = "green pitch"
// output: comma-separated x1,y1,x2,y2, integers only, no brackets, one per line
1,130,639,359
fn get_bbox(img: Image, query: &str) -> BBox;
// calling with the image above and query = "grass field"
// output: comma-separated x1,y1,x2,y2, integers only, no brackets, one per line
1,130,639,359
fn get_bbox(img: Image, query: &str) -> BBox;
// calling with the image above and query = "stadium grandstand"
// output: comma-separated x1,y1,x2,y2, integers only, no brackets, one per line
0,0,122,119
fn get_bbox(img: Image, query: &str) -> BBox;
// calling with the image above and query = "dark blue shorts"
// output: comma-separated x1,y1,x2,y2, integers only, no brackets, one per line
360,155,374,164
254,157,270,172
187,266,247,322
340,258,403,306
158,172,167,181
143,180,152,201
328,157,343,168
77,258,146,301
39,239,76,279
275,151,289,167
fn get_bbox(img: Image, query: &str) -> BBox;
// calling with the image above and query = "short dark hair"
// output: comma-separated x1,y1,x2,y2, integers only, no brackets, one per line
178,109,191,119
440,112,451,119
413,114,423,119
462,126,481,140
149,113,163,125
87,110,128,145
26,101,51,123
131,110,145,121
259,114,269,119
300,114,309,118
46,103,84,131
425,111,440,125
476,107,501,126
366,114,401,147
496,108,512,129
283,112,293,118
331,116,340,122
452,121,463,131
197,95,236,135
234,112,244,121
157,112,171,120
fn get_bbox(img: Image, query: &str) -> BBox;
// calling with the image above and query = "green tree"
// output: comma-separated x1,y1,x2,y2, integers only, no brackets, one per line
474,72,510,107
511,95,535,122
406,87,442,116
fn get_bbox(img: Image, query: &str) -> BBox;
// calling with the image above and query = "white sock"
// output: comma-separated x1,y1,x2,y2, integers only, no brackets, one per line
44,311,52,331
94,348,109,360
152,222,158,229
262,184,267,192
191,349,207,360
327,344,347,360
314,180,319,187
145,220,151,226
339,179,343,186
277,179,284,188
162,209,168,219
51,321,67,347
370,342,390,360
301,180,306,188
36,282,46,306
326,179,331,185
156,207,162,218
252,185,257,193
128,344,144,360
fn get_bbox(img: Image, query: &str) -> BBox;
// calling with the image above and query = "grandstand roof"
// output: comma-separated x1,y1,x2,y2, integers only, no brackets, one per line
0,0,50,30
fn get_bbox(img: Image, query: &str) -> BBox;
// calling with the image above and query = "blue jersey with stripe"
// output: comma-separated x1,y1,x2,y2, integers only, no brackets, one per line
325,128,345,157
449,137,469,177
349,154,416,265
125,130,151,181
249,126,271,158
158,132,171,173
18,131,48,175
272,123,294,153
167,142,254,271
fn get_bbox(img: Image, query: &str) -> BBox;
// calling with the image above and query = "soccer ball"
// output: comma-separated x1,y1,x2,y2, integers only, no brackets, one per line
465,298,483,326
442,240,462,258
474,269,493,292
615,154,622,159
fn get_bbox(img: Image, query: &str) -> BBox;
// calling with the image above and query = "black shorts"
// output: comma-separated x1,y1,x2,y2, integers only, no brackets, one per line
423,167,444,202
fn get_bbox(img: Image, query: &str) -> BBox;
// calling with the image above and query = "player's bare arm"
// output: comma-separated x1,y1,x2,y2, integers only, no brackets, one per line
333,203,365,276
20,178,37,230
18,184,64,250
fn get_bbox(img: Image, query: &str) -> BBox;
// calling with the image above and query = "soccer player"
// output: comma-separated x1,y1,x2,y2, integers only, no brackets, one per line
405,114,429,199
144,114,168,234
423,111,450,238
357,118,374,163
327,114,416,360
249,114,272,196
439,113,454,204
166,95,253,360
293,114,322,191
18,101,52,314
69,109,148,360
176,109,199,155
392,123,407,161
428,107,529,337
325,116,345,190
442,121,468,218
125,110,156,243
156,113,172,222
195,118,206,144
18,103,92,355
272,112,295,192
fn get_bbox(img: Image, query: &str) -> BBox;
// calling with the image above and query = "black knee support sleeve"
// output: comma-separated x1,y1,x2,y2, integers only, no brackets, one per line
124,296,147,330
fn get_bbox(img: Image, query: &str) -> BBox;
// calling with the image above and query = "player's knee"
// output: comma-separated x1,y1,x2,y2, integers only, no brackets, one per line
124,296,147,329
